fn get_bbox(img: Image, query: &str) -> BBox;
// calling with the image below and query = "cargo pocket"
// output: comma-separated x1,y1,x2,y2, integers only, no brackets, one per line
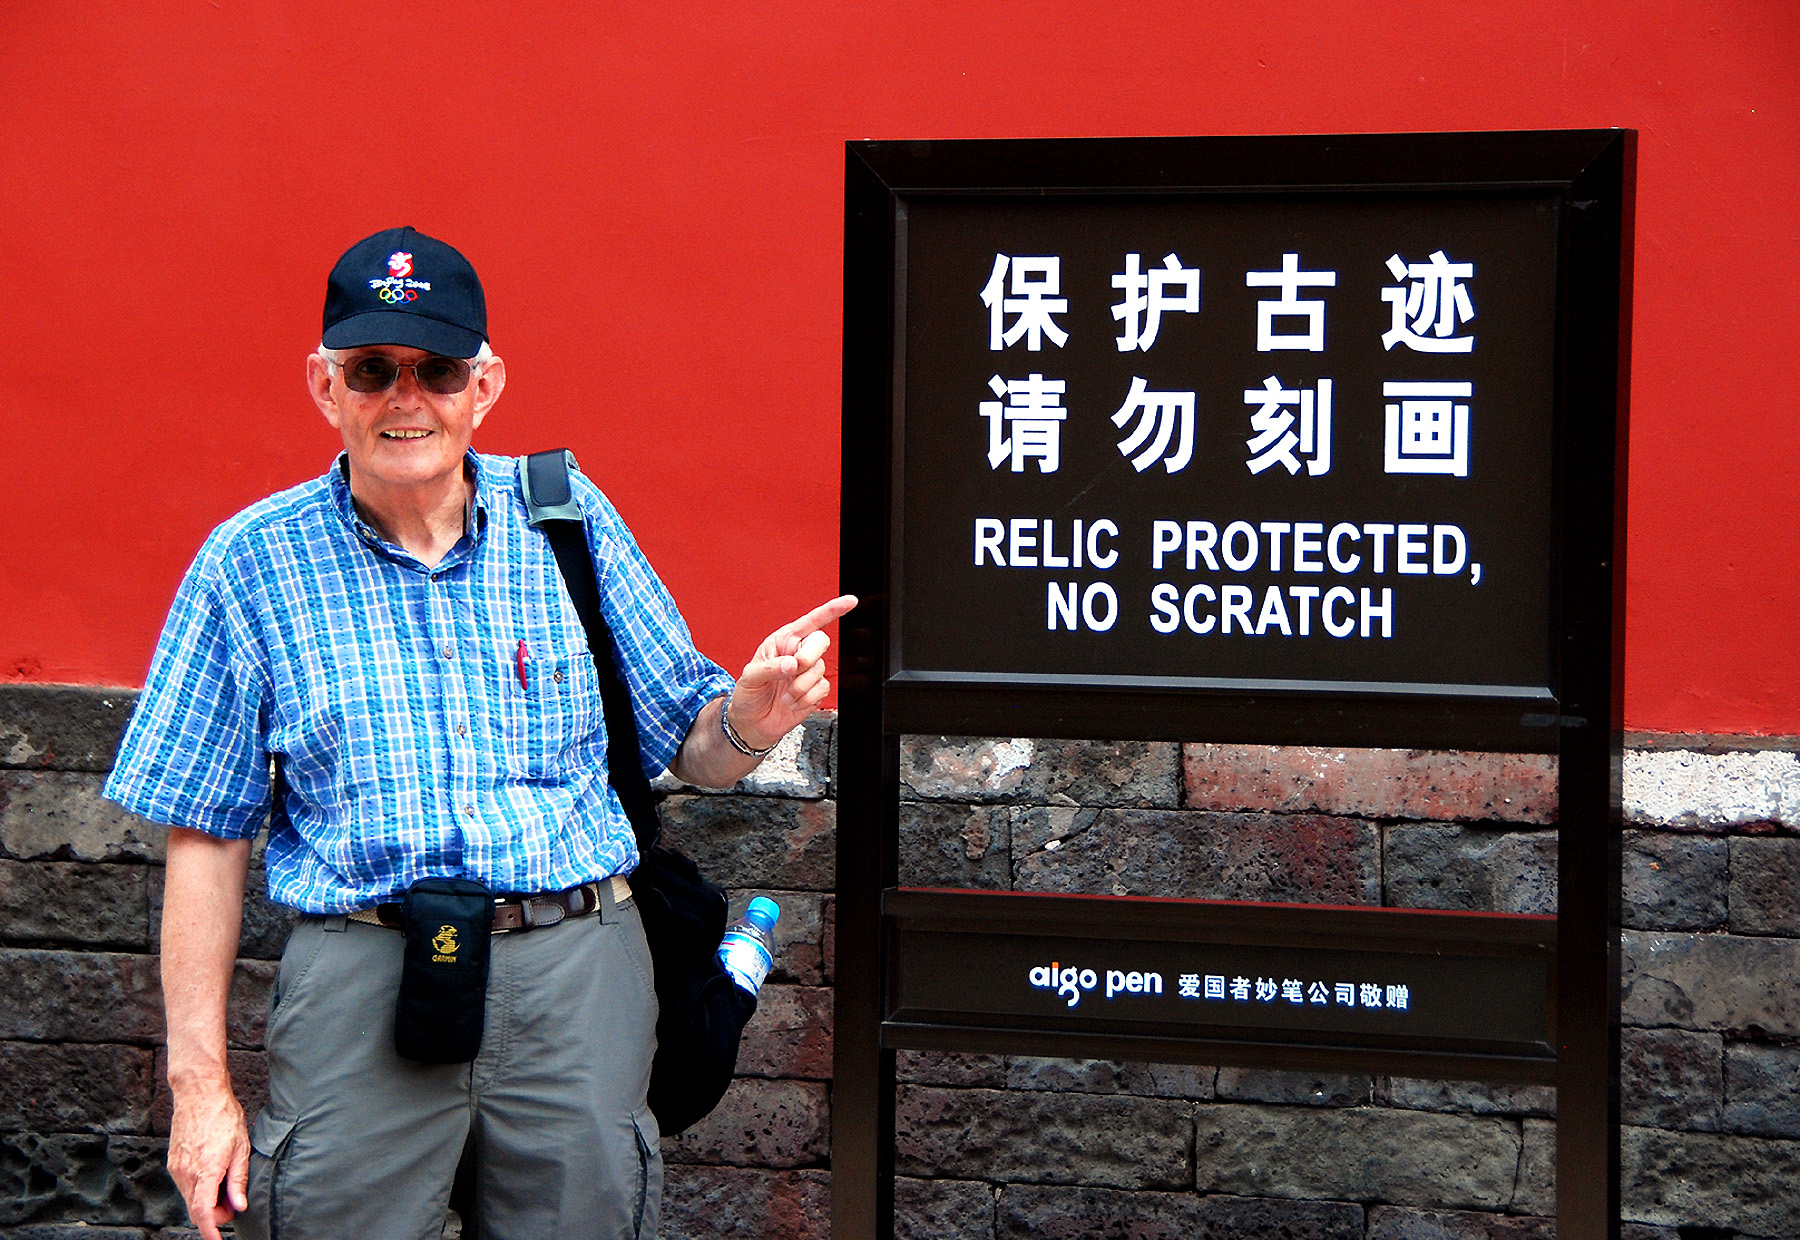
240,1111,298,1240
630,1106,662,1240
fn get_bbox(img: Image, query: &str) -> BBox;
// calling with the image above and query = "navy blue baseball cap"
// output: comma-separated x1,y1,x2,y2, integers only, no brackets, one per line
322,226,488,357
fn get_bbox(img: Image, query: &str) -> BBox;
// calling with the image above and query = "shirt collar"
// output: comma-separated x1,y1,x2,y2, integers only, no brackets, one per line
327,449,489,569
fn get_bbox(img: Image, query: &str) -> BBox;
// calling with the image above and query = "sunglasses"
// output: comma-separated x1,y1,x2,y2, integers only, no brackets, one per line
328,353,477,395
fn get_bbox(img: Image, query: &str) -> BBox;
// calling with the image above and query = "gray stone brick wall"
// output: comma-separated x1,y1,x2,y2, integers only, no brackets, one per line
893,735,1800,1240
3,684,1798,1238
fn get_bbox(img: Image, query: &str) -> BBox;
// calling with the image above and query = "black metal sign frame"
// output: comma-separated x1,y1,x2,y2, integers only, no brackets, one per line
837,131,1631,1240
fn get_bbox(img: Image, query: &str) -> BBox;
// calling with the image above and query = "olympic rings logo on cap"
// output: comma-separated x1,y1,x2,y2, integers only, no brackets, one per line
377,287,420,304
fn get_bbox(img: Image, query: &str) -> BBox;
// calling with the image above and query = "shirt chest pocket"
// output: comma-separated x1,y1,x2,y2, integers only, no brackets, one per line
497,648,606,781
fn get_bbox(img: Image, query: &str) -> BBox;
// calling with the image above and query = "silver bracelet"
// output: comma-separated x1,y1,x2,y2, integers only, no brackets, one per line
720,689,779,758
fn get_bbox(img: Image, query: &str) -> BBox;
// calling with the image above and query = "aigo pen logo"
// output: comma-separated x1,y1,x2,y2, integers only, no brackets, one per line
1029,960,1168,1008
1028,961,1096,1007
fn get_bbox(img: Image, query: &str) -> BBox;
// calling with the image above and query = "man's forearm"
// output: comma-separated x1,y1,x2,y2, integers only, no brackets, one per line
667,696,765,789
161,828,252,1090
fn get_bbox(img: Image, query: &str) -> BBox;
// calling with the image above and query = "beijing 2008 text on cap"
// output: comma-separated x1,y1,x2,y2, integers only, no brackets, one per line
322,226,489,358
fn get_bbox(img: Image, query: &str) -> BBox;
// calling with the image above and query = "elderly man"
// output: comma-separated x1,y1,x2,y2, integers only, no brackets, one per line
104,226,853,1239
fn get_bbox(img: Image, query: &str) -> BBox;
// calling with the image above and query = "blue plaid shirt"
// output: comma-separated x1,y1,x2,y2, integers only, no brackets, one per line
105,451,732,913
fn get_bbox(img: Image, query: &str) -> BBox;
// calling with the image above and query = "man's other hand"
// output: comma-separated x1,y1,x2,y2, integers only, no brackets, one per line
167,1078,249,1240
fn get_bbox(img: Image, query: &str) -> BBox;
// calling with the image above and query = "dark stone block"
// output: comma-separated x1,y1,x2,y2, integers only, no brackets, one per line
894,1177,993,1240
1621,1027,1721,1130
1117,1062,1217,1099
732,984,831,1081
0,773,165,863
1723,1041,1800,1138
997,1186,1363,1240
659,1165,830,1240
994,1185,1203,1240
1009,805,1100,859
1215,1067,1372,1106
1383,826,1557,914
820,895,833,984
1183,745,1557,824
0,1227,154,1238
895,1051,1009,1089
900,737,1180,807
1622,831,1727,930
662,1079,828,1168
0,1042,155,1133
1366,1206,1554,1239
1189,1194,1365,1240
1622,1124,1800,1236
1194,1104,1519,1208
724,889,825,986
0,949,163,1043
1014,809,1379,904
0,1134,182,1227
1621,931,1800,1035
150,1048,267,1138
898,802,1010,889
1004,1057,1125,1093
0,685,136,773
1513,1118,1554,1215
1729,836,1800,936
895,1086,1191,1189
900,738,1037,802
656,796,835,891
0,860,149,948
1380,1078,1556,1117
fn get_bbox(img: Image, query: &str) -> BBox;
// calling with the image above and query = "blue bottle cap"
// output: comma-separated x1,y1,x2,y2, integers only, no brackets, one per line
745,896,781,932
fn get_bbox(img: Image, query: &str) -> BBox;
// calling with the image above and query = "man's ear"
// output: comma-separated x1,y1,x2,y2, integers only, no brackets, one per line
307,352,342,430
470,354,506,431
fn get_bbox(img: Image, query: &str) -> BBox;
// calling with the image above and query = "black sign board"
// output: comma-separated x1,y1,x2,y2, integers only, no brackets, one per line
885,890,1557,1075
838,131,1631,1240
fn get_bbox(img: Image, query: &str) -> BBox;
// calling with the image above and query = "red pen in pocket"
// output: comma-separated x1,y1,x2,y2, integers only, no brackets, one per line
515,640,530,690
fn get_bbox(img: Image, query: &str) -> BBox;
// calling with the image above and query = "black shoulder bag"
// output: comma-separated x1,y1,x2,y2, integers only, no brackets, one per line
520,449,758,1137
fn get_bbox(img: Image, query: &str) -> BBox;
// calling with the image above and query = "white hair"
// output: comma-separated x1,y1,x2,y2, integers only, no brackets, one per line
317,341,492,366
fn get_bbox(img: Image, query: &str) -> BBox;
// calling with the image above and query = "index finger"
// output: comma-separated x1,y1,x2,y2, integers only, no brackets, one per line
779,594,858,640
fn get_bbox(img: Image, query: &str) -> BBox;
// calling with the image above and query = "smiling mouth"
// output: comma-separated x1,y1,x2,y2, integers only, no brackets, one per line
381,430,432,440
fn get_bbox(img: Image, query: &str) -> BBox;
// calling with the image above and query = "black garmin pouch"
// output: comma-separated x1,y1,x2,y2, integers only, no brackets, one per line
394,878,494,1064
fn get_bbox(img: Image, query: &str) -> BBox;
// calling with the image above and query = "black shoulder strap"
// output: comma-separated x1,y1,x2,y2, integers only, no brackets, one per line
521,450,660,853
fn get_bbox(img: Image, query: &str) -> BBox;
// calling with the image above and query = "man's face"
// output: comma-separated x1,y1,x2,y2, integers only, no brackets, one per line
307,345,505,498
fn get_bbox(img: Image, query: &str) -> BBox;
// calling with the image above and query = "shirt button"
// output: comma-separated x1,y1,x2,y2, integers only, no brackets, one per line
553,669,564,684
457,724,468,738
463,805,475,818
442,646,455,660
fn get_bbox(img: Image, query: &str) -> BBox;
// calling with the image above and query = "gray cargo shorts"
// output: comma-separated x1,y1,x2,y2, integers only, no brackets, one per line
237,881,659,1240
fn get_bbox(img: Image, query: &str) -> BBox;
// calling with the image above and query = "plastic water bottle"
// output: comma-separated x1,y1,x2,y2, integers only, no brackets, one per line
717,896,780,995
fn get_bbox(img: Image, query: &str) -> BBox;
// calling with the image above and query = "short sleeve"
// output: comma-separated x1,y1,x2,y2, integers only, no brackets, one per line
576,478,734,777
104,561,272,839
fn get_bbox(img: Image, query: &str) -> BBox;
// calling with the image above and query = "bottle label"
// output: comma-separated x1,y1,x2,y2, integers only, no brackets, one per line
719,930,773,993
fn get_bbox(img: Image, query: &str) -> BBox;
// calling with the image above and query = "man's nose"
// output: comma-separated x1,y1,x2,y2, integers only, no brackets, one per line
388,363,427,402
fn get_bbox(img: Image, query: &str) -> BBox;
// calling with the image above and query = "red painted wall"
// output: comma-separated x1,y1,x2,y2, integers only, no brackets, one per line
1,2,1794,734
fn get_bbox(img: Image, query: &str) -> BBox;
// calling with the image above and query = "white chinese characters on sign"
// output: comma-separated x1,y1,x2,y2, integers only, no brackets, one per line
981,255,1070,351
982,374,1068,473
1244,376,1333,476
1246,253,1337,352
1112,252,1201,352
1113,377,1196,473
1384,381,1471,477
1382,251,1476,353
